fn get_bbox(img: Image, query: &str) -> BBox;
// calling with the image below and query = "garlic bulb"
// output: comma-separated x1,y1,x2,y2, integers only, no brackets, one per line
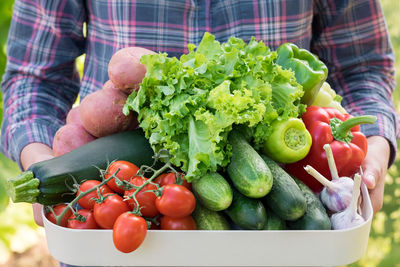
330,174,365,230
304,165,353,213
321,144,353,212
320,178,353,213
304,144,355,212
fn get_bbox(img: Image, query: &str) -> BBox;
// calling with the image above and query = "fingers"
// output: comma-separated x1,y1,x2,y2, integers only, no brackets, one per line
368,176,385,214
362,171,376,189
362,167,384,214
33,203,44,227
361,136,390,214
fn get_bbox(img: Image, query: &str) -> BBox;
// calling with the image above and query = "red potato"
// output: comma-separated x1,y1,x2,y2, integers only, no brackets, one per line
108,47,155,93
66,106,81,125
102,79,133,98
102,80,139,130
102,79,120,92
79,89,134,137
52,124,96,157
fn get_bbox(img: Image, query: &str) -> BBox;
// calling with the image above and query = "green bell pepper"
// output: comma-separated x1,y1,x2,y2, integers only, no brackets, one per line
311,82,347,114
276,43,328,105
262,118,312,164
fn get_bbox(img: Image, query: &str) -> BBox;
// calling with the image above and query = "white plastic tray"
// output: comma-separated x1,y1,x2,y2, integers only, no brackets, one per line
43,183,373,267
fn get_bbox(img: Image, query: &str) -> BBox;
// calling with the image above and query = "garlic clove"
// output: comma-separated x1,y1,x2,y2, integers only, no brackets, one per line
320,176,353,213
304,165,354,213
330,174,365,230
330,210,364,230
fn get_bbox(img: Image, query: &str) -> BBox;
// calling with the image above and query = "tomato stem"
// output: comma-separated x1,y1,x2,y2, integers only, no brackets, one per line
174,172,185,186
144,215,161,229
123,162,172,215
52,154,179,225
54,167,122,226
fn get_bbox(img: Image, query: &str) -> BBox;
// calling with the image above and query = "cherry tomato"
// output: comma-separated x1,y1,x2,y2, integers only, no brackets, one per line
113,212,147,253
67,209,99,229
93,194,130,229
45,203,73,227
160,215,197,230
154,172,191,190
155,184,196,218
77,180,113,209
124,177,159,217
105,160,139,194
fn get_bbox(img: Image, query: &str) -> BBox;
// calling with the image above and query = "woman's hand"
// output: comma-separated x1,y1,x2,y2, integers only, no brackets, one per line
361,136,391,214
20,142,54,226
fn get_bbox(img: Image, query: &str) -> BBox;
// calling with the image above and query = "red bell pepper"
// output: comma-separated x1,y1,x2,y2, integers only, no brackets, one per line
285,106,376,193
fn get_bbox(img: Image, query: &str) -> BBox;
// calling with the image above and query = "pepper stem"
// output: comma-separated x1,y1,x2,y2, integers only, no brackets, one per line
337,115,377,133
304,165,339,191
330,115,376,143
323,144,339,180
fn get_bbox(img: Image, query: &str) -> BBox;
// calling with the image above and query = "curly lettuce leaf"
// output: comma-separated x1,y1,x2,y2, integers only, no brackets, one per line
124,32,305,181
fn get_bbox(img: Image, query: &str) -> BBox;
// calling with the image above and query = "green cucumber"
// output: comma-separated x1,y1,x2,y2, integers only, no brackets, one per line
7,130,156,205
287,178,332,230
227,130,273,198
225,189,267,230
192,202,230,230
261,155,307,221
192,172,233,211
263,207,286,230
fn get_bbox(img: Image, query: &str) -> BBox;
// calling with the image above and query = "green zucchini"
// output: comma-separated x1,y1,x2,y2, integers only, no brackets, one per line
7,130,156,205
287,177,332,230
192,202,230,230
261,155,307,221
225,189,267,230
192,172,233,211
227,130,273,198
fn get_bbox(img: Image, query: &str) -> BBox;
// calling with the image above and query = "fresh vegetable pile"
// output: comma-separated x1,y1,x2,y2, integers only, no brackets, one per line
123,32,307,180
5,32,377,254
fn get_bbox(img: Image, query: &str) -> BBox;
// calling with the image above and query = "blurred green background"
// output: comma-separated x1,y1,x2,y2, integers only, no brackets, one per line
0,1,399,266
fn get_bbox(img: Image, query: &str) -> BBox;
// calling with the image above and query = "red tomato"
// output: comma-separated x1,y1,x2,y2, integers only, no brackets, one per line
160,215,197,230
113,212,147,253
77,180,113,209
93,194,130,229
67,209,99,229
45,203,73,227
154,172,191,190
105,160,139,194
155,184,196,218
124,177,159,217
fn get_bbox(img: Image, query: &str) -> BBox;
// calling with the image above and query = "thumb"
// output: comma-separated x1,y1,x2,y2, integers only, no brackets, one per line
362,170,376,189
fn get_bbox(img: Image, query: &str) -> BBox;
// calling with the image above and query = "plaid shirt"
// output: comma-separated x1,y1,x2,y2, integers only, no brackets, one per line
1,0,398,173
